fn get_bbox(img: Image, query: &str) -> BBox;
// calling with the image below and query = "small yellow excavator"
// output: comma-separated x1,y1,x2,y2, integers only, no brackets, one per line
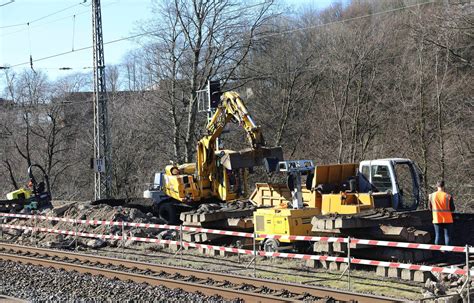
1,164,53,212
144,89,283,223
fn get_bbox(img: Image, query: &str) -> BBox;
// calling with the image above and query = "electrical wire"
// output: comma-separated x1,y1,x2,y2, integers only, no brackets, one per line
3,1,270,65
0,0,14,8
0,1,87,29
6,0,439,69
2,66,93,70
0,1,114,38
254,0,438,40
236,46,473,88
0,0,249,38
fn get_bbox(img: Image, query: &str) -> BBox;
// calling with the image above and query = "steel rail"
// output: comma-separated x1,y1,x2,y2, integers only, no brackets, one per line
0,295,27,302
0,243,399,302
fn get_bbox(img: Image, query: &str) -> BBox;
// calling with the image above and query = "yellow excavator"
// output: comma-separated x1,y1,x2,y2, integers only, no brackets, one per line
144,89,283,223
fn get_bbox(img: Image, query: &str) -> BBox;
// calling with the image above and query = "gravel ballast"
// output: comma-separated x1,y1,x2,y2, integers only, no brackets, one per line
0,261,238,302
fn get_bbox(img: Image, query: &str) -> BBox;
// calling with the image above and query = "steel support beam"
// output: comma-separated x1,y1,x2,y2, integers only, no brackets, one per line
92,0,111,199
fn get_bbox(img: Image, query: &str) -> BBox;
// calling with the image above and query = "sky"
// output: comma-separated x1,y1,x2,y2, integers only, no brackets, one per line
0,0,338,87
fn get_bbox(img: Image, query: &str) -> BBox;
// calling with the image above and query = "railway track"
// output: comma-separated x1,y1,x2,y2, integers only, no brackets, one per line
0,295,26,302
0,243,399,302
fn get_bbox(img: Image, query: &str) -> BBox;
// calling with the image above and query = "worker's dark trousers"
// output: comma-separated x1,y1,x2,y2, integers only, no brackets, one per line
433,223,453,246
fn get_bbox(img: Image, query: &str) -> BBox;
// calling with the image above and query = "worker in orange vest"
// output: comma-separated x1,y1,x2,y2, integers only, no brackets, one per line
428,180,455,246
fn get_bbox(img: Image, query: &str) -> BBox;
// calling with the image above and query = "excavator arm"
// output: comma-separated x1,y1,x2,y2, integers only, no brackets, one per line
156,89,282,204
206,91,264,148
196,91,283,200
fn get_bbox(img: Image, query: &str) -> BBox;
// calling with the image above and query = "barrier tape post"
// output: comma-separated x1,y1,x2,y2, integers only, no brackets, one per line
348,236,351,290
245,236,256,270
0,216,4,240
74,219,78,251
253,231,257,277
33,212,37,247
121,221,126,258
460,244,471,301
338,237,350,284
172,225,184,259
236,240,242,264
178,225,183,265
467,245,470,302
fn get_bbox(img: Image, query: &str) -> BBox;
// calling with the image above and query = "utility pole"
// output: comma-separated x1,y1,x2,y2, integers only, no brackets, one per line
92,0,111,200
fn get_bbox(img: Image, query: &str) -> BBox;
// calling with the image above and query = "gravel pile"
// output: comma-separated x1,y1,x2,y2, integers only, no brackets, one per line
0,261,239,302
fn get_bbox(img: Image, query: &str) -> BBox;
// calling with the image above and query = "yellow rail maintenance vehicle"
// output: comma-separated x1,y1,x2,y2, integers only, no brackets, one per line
253,160,319,252
252,159,422,252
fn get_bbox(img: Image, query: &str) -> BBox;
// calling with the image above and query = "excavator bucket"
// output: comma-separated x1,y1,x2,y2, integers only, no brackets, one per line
219,147,283,170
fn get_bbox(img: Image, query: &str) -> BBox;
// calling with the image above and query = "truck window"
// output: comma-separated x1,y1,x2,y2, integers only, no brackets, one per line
371,165,392,192
394,163,416,209
361,165,370,180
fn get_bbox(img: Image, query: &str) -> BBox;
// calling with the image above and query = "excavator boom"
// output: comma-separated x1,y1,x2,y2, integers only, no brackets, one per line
206,91,264,148
196,90,282,201
203,91,282,171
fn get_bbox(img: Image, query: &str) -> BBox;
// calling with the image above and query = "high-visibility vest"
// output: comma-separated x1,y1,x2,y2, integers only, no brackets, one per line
430,191,453,224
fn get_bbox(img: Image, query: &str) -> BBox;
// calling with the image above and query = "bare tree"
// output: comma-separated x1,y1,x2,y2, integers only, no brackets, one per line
140,0,276,162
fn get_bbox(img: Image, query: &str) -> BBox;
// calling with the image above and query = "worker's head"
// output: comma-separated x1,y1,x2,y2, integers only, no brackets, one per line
436,180,445,191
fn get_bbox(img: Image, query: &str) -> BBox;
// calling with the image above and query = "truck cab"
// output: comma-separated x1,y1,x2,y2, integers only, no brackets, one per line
359,158,421,211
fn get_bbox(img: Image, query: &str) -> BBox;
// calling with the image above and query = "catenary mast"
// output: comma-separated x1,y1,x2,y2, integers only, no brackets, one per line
92,0,111,199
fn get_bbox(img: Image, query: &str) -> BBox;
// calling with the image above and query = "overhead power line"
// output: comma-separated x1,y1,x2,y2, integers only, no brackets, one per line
0,8,89,38
0,0,14,8
0,0,87,29
0,0,259,38
9,34,143,68
7,0,438,68
255,0,437,40
0,1,123,38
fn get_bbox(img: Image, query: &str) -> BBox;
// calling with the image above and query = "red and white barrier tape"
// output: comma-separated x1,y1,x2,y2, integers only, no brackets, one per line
182,226,253,238
1,212,472,253
256,250,471,275
0,223,252,254
0,224,123,240
183,242,253,255
350,258,469,275
1,222,471,276
350,239,467,253
0,213,179,230
0,213,253,238
256,234,348,243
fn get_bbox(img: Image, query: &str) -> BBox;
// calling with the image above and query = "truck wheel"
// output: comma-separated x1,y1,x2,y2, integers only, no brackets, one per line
158,202,179,225
263,239,280,253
